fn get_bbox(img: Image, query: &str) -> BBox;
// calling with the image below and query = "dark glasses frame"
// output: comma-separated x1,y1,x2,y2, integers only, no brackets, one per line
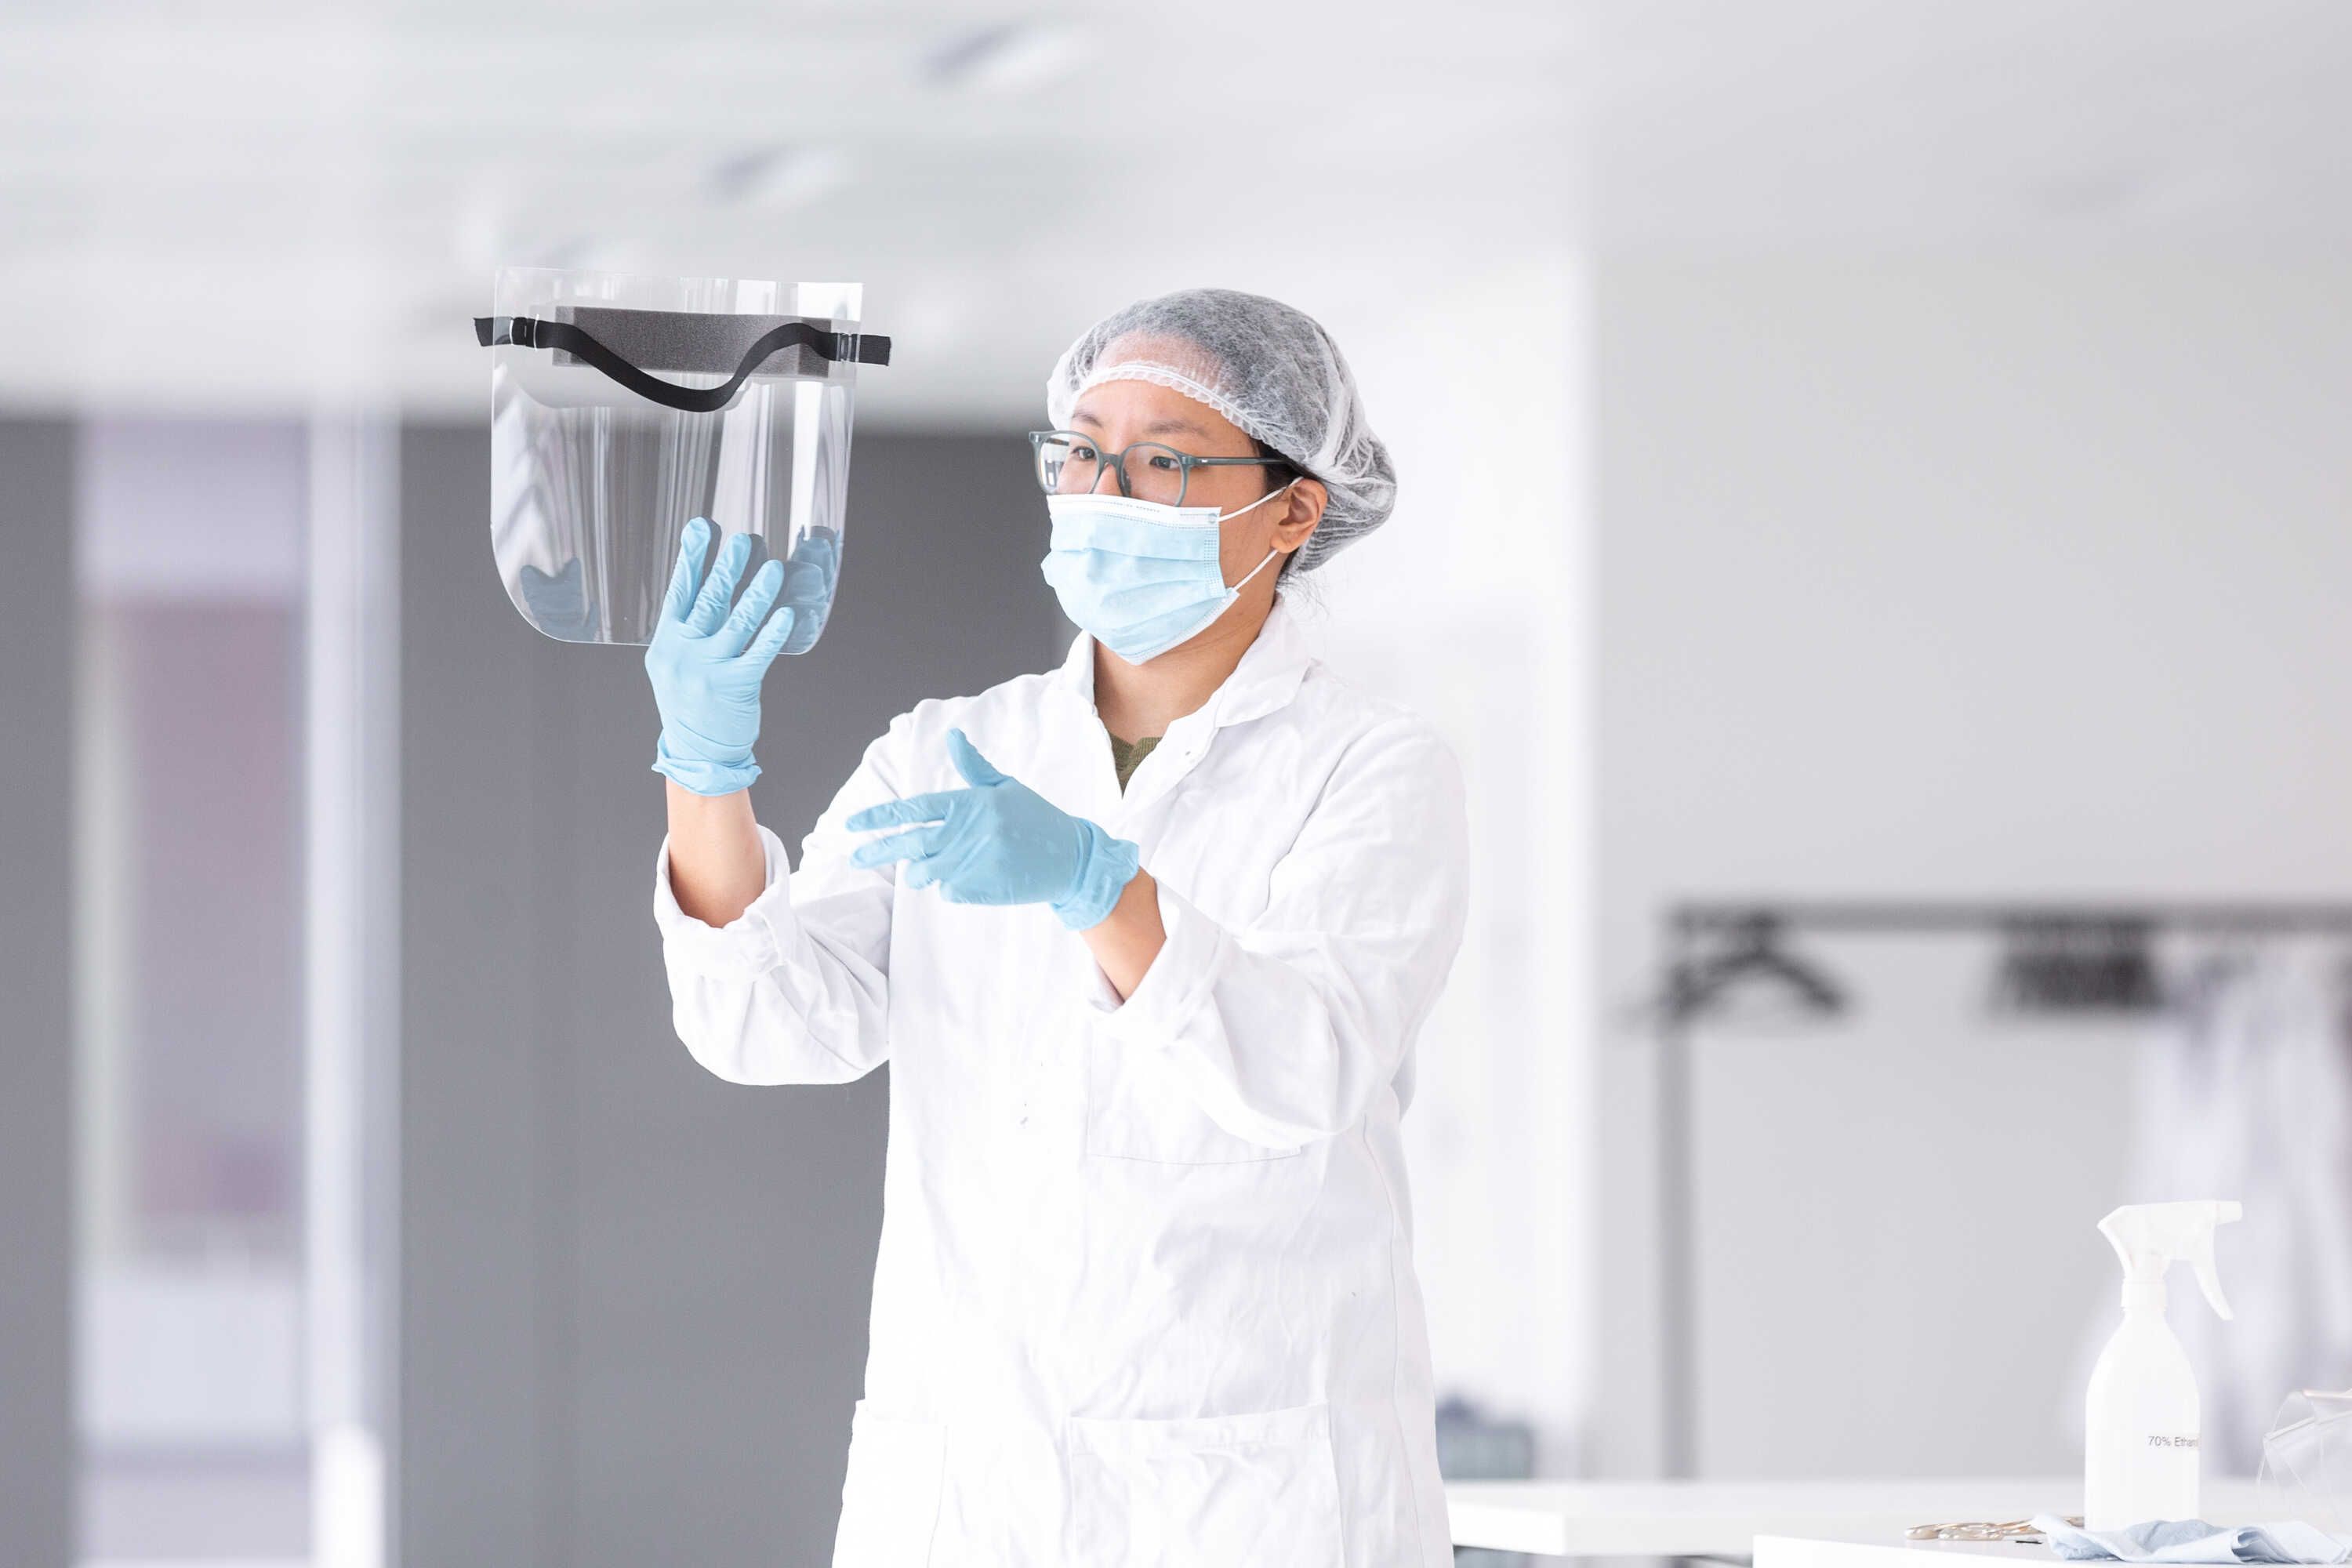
1028,429,1293,508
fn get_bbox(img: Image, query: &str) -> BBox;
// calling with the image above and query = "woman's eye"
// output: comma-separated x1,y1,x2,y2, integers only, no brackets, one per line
1069,445,1098,462
1145,453,1181,471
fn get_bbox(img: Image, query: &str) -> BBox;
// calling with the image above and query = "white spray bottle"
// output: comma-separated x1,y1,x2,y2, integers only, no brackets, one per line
2084,1200,2242,1530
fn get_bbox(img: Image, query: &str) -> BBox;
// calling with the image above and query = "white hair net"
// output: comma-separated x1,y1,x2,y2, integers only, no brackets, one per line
1045,288,1396,573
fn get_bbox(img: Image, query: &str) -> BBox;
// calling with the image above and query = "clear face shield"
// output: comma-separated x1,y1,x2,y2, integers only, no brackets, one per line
2261,1389,2352,1537
475,268,890,646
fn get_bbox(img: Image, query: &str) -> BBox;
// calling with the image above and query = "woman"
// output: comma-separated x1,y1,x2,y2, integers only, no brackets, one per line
648,289,1469,1567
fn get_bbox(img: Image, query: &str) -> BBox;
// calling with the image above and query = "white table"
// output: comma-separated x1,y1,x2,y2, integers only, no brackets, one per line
1443,1478,2274,1560
1755,1536,2054,1568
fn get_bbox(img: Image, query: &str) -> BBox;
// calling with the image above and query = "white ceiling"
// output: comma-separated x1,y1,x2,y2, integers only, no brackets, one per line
1574,0,2352,249
0,0,2344,422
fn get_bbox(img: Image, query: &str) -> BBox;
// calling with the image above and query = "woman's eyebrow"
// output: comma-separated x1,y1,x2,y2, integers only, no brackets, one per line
1068,406,1216,441
1140,415,1211,439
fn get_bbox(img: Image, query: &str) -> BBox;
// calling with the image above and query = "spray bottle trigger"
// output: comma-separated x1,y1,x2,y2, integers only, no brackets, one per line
2190,1200,2243,1319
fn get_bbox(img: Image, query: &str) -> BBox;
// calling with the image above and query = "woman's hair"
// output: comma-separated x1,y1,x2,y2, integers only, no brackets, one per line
1254,437,1297,490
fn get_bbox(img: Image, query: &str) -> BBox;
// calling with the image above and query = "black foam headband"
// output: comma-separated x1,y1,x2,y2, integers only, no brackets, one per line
474,306,891,414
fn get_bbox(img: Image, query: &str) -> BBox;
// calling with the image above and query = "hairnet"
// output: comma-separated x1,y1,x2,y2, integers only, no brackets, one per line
1045,288,1396,573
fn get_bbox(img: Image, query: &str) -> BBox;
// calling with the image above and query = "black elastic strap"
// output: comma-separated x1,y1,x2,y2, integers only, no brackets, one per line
473,314,891,413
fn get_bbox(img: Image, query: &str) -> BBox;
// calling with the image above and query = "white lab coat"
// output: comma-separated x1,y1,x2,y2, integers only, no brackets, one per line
653,597,1469,1567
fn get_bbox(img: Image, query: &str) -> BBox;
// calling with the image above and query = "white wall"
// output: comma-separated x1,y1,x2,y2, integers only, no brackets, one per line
1302,257,1597,1474
1593,257,2352,1478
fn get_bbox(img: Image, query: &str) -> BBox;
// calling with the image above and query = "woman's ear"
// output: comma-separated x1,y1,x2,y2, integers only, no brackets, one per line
1274,477,1327,556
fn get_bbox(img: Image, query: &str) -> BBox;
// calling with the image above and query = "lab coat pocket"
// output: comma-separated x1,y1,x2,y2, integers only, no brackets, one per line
831,1402,946,1568
1065,1401,1343,1568
1085,1041,1302,1164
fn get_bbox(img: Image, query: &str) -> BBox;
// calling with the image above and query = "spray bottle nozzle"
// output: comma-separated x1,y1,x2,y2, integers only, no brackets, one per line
2099,1200,2243,1319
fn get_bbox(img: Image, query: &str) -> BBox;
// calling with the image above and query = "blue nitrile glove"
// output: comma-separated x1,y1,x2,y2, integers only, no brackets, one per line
846,728,1141,930
517,556,595,641
2033,1516,2352,1565
644,518,797,796
775,526,840,655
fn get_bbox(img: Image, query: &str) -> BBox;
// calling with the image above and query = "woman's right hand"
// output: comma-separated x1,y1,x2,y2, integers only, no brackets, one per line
645,518,797,797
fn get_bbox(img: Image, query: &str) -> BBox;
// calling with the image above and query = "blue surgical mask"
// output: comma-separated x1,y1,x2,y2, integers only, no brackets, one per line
1040,481,1295,664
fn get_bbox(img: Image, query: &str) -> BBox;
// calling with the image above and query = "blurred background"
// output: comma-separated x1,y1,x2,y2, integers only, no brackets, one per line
2,2,2349,1565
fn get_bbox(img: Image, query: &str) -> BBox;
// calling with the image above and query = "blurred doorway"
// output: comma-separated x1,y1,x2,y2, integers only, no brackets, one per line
76,418,396,1568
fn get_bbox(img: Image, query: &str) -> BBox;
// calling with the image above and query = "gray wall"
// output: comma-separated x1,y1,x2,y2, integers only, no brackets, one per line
0,421,76,1568
398,428,1060,1568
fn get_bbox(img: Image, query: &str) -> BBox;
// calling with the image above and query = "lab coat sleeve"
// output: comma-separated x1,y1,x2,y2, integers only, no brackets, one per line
1087,717,1471,1147
652,725,907,1086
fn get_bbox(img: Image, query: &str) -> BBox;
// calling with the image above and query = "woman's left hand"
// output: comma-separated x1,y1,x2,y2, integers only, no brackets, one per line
848,729,1140,931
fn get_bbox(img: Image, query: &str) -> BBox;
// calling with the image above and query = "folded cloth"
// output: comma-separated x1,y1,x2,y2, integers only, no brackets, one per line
2031,1515,2352,1565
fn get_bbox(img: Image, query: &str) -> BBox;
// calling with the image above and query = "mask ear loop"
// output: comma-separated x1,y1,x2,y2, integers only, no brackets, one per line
1232,546,1281,592
1219,477,1301,591
1214,475,1299,526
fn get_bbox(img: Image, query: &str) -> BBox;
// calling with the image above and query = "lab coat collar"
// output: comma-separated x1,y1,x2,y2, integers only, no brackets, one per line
1050,593,1312,732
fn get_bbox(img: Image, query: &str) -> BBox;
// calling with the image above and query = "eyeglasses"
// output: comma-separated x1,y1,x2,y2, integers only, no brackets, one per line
1029,430,1291,509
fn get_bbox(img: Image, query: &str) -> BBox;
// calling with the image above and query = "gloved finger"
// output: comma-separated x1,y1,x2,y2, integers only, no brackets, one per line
785,528,839,570
713,559,783,658
846,791,964,833
662,519,713,622
685,531,755,637
742,604,797,666
903,856,944,891
947,728,1008,788
848,826,942,869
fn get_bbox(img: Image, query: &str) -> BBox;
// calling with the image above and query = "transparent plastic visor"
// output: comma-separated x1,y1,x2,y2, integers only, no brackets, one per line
476,269,885,648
